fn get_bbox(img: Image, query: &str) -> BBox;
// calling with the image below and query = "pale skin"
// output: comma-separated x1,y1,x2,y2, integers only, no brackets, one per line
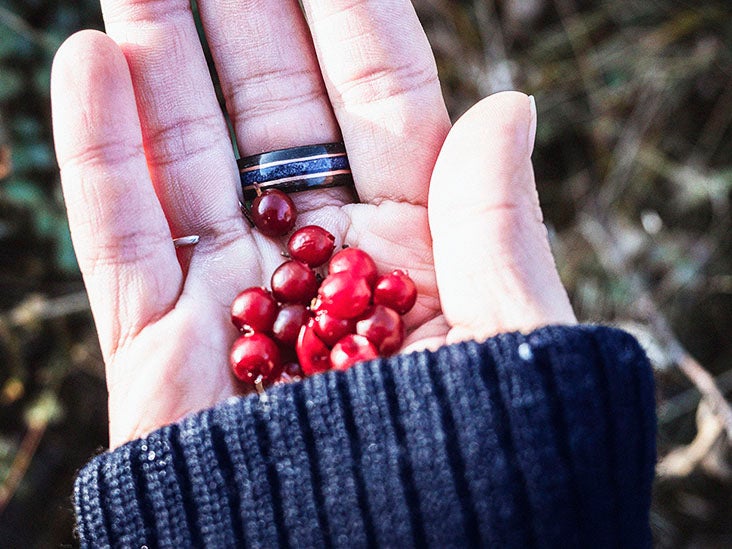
51,0,576,449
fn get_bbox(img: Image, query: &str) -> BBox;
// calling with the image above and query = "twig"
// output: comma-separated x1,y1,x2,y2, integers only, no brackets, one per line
473,0,515,93
580,212,732,440
690,78,732,167
675,351,732,440
3,292,90,328
657,400,727,478
0,5,61,53
0,421,48,515
634,147,730,302
0,293,90,515
0,317,25,380
596,81,668,206
659,368,732,424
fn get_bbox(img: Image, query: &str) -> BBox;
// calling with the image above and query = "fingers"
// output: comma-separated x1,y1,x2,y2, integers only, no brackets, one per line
196,0,338,155
195,0,353,220
52,30,182,360
101,0,245,241
302,0,451,205
103,0,450,217
429,92,576,343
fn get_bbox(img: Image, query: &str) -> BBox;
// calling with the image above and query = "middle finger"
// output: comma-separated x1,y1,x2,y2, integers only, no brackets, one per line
197,0,340,156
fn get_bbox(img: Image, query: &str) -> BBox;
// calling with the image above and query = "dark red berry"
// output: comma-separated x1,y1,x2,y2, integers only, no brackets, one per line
271,260,319,304
272,304,310,346
329,248,378,287
356,305,405,355
373,270,417,314
229,333,281,385
330,334,379,371
251,189,297,237
288,225,336,267
230,287,278,333
314,311,356,347
296,318,332,375
317,272,371,319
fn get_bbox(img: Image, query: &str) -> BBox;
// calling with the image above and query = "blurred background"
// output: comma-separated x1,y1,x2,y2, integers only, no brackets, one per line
0,0,730,546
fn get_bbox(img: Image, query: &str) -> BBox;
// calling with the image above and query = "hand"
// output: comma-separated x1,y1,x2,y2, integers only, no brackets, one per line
51,0,575,448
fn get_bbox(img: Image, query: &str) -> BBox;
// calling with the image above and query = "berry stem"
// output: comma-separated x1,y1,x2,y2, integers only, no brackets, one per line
255,376,270,407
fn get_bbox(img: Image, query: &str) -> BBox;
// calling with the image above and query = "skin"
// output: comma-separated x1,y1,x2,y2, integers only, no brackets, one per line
50,0,576,449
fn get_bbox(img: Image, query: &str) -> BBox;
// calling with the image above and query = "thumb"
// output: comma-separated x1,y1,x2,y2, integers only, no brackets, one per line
429,91,576,344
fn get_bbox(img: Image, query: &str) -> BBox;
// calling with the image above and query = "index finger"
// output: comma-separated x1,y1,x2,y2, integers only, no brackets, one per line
52,31,182,360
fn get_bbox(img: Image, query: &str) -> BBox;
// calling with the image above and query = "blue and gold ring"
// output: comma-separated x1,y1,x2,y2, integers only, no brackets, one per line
238,142,355,201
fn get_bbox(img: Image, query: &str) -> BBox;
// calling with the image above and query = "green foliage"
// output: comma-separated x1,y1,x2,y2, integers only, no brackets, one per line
0,2,102,545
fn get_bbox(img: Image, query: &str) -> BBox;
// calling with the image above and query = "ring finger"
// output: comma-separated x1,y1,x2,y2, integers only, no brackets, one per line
196,0,352,220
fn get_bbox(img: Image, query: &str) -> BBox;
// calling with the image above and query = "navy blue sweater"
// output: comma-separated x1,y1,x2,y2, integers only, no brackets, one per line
74,325,656,547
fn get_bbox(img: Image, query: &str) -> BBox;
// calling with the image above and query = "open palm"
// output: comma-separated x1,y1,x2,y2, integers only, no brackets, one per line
51,0,574,448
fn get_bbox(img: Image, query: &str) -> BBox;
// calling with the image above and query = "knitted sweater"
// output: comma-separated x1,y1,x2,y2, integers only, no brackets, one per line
74,325,656,548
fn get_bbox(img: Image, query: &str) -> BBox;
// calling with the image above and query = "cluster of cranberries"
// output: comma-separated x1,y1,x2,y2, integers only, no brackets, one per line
229,189,417,389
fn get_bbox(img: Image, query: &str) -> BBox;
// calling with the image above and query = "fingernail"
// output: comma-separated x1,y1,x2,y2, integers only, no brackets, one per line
528,95,537,157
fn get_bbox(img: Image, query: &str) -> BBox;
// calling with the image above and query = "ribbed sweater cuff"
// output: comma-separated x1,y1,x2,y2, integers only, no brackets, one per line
74,325,656,548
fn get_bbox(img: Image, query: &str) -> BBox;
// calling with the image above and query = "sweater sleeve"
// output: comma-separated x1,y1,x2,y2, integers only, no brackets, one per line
74,325,656,548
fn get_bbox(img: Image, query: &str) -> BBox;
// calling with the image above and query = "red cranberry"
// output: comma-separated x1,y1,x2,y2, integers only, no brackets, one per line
373,270,417,315
229,333,281,385
272,304,310,346
317,272,371,319
296,318,332,375
330,334,379,371
288,225,336,267
251,189,297,237
230,287,278,333
314,311,356,347
271,260,319,304
329,248,378,287
356,305,405,355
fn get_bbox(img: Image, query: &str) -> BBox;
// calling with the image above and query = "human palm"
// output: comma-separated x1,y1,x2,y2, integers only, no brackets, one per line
51,0,574,448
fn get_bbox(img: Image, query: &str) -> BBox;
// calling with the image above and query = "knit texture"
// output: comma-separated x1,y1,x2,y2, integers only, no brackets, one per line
74,325,656,548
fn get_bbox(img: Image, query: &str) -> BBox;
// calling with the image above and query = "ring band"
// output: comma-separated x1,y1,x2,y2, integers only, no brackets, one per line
238,142,354,201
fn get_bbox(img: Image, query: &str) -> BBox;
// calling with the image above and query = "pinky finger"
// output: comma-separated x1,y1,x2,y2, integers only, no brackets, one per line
52,30,181,361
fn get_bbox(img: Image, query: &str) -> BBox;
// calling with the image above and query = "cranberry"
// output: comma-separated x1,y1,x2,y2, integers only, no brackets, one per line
272,304,310,346
229,332,281,385
230,287,278,333
317,272,371,319
329,248,378,287
314,311,356,347
373,270,417,314
356,305,405,355
251,189,297,237
296,318,332,375
288,225,336,267
271,260,319,304
330,334,379,371
227,234,414,385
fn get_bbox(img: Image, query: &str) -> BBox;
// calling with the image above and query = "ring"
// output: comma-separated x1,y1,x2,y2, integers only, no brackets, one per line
238,142,355,201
